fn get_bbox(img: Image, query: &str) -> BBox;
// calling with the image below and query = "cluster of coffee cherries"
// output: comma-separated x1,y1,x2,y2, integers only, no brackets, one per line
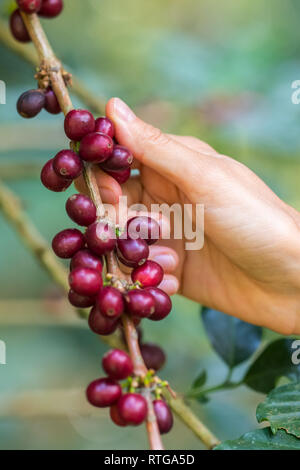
86,348,173,432
10,0,63,43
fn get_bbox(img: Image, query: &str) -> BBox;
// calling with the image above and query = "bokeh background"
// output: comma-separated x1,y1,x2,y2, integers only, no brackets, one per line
0,0,299,450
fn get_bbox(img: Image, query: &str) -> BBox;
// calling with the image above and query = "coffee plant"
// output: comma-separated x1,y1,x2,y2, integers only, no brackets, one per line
4,1,300,450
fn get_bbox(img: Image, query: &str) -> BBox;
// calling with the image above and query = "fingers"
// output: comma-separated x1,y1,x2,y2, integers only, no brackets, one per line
148,245,179,296
158,275,179,296
106,98,210,190
167,134,218,156
75,166,122,205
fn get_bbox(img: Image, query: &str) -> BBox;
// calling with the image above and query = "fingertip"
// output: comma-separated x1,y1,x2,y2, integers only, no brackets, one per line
93,167,123,204
158,275,179,296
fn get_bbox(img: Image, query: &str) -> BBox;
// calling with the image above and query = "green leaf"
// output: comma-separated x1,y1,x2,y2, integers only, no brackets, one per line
256,382,300,438
192,370,207,390
201,307,262,367
244,339,300,393
215,428,300,450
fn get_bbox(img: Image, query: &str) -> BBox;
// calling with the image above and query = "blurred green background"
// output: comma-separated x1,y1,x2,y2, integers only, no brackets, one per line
0,0,299,450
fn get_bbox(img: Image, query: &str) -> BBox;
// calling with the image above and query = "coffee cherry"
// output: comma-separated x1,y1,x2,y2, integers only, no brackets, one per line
53,150,83,180
85,221,116,256
69,267,102,297
144,287,172,321
68,289,95,308
153,400,173,434
102,349,133,380
101,145,133,172
124,290,155,318
131,261,164,287
70,249,102,273
64,109,95,141
66,194,97,226
79,132,113,163
44,88,61,114
40,159,72,192
95,117,115,139
140,343,166,371
118,393,148,426
38,0,63,18
10,9,31,43
86,378,121,408
126,216,160,245
105,168,131,185
52,228,85,259
17,0,42,13
117,238,149,268
96,287,124,319
110,404,127,427
17,89,45,118
88,306,119,335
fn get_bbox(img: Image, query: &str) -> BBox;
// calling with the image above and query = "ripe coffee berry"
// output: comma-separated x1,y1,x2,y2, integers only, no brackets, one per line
131,261,164,288
144,287,172,321
17,89,45,118
10,9,31,43
117,238,149,268
44,88,61,114
53,150,82,180
38,0,63,18
66,194,97,226
96,287,124,319
68,289,95,308
153,400,173,434
140,343,166,371
126,216,160,245
88,306,119,336
101,145,133,171
94,117,115,139
69,267,103,297
41,159,72,192
105,168,131,185
124,290,155,318
86,378,121,408
110,404,127,427
118,393,148,426
64,109,95,141
85,221,116,256
79,132,113,163
70,249,102,273
102,349,133,380
17,0,41,13
52,228,85,259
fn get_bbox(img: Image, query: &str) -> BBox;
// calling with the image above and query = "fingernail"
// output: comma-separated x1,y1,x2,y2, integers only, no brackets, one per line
113,98,136,123
100,187,118,204
159,278,179,295
152,254,177,271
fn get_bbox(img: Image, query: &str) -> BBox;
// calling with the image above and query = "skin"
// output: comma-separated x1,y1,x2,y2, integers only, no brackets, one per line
77,98,300,335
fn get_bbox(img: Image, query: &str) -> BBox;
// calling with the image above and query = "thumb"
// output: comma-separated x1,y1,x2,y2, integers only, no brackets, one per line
106,98,204,188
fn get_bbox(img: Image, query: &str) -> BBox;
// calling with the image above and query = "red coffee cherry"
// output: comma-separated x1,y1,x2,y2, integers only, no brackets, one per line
69,267,103,297
94,117,115,139
126,216,160,245
117,238,149,268
96,287,124,319
17,0,42,13
10,9,31,43
140,343,166,371
38,0,63,18
124,290,155,318
85,221,116,256
68,289,95,308
118,393,148,426
44,88,61,114
70,249,102,273
79,132,113,163
102,349,133,380
66,194,97,227
110,403,127,427
64,109,95,141
52,228,85,259
144,287,172,321
88,306,119,336
131,261,164,287
40,159,72,192
153,400,173,434
17,89,45,118
101,145,133,171
105,168,131,184
86,378,121,408
53,150,83,180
